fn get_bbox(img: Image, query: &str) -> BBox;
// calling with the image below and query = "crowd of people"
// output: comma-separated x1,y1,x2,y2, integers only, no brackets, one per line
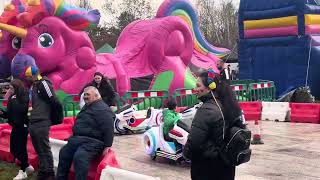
0,61,245,180
0,66,116,180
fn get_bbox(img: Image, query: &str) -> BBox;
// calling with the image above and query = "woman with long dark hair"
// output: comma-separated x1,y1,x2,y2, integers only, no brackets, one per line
183,69,244,180
0,79,34,179
80,72,116,107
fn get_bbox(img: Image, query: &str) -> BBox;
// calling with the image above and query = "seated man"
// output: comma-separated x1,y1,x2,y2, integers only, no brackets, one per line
163,97,181,142
56,86,115,180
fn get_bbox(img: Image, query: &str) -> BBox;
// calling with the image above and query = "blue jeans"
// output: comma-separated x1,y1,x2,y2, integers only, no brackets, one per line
56,136,105,180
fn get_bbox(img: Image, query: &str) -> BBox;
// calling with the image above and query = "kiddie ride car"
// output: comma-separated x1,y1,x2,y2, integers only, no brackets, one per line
143,109,196,163
114,104,147,134
114,102,202,135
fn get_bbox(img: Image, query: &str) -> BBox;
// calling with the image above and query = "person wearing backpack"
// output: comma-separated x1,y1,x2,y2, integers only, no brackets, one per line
183,69,240,180
24,65,57,180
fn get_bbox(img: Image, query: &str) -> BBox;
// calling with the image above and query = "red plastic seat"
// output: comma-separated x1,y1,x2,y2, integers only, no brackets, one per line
49,124,73,140
0,123,11,131
0,129,39,168
68,148,120,180
0,129,14,162
63,117,76,125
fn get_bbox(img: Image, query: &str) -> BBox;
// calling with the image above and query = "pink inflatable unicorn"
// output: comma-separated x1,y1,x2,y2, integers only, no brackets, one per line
0,0,26,79
0,0,229,95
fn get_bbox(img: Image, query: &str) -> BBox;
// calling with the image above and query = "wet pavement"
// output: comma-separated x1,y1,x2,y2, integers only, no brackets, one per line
112,121,320,180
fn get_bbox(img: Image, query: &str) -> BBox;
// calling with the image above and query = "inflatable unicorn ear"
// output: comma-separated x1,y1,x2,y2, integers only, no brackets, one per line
0,0,26,79
17,0,100,30
0,0,26,24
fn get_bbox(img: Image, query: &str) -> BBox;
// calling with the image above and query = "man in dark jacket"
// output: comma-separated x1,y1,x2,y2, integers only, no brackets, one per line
56,86,115,180
217,59,231,84
24,66,56,180
183,69,236,180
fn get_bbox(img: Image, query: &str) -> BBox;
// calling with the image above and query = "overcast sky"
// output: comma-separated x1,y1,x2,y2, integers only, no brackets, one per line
0,0,240,25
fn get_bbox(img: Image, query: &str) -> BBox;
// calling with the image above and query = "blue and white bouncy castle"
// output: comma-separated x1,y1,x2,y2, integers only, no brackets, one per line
238,0,320,98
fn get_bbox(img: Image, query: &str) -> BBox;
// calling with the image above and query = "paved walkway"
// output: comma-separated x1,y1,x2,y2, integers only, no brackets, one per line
112,121,320,180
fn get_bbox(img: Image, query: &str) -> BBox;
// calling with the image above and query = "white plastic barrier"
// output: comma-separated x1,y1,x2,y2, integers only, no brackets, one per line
261,102,290,122
49,138,67,168
100,166,161,180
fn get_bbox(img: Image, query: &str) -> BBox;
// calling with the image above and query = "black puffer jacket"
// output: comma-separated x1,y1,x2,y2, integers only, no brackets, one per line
0,93,29,128
184,95,224,161
72,99,115,147
183,94,235,180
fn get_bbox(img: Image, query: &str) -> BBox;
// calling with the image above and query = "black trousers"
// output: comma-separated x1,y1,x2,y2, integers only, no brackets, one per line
56,136,105,180
191,157,235,180
11,127,29,171
29,123,54,178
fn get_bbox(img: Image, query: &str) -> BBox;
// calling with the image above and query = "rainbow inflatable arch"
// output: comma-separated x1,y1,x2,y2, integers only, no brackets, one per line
156,0,230,58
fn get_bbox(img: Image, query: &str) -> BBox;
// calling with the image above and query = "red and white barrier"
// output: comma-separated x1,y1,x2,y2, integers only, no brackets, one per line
239,102,262,121
100,167,160,180
231,85,245,91
130,91,165,98
252,83,272,89
290,103,320,124
261,102,290,122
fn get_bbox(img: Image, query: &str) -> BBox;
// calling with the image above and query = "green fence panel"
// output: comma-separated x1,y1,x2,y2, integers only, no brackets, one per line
173,89,199,107
63,94,80,117
124,91,168,110
231,79,255,85
248,81,276,101
230,84,249,102
122,90,169,110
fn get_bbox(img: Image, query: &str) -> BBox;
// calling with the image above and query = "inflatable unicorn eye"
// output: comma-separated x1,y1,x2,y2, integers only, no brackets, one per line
38,33,54,48
12,36,22,49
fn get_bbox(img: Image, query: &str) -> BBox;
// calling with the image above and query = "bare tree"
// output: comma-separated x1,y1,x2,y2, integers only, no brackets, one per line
75,0,91,10
196,0,238,57
120,0,155,20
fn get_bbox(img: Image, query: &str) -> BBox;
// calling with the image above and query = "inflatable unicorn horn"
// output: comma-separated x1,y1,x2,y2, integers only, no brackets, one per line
0,0,27,79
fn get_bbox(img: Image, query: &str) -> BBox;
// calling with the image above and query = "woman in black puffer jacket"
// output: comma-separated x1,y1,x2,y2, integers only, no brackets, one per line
80,72,116,107
183,69,244,180
0,79,34,178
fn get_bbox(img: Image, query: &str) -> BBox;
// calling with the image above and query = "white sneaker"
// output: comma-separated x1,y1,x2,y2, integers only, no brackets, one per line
13,170,27,180
25,165,34,175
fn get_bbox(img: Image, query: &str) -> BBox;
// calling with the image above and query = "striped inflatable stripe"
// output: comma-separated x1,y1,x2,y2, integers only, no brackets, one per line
231,85,244,91
243,16,298,30
179,89,196,95
252,83,272,89
130,91,164,98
